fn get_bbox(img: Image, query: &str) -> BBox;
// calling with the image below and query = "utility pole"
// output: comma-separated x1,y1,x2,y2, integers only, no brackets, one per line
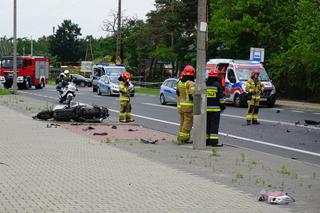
30,36,33,56
116,0,121,63
193,0,207,150
12,0,18,93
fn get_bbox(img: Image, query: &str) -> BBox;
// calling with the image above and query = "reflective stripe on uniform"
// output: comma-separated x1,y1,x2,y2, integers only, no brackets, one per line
206,87,217,98
207,134,219,140
180,100,193,106
120,97,130,101
207,106,221,112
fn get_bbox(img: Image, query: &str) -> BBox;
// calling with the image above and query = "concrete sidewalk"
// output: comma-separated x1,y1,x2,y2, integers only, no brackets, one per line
0,105,290,212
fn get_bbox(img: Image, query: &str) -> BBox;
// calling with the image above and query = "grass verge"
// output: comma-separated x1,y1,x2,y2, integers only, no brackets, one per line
135,87,159,96
0,88,11,95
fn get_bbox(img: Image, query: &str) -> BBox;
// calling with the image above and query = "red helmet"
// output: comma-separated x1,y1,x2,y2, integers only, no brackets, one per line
183,65,195,76
179,70,186,79
121,71,132,80
251,69,260,77
208,68,220,78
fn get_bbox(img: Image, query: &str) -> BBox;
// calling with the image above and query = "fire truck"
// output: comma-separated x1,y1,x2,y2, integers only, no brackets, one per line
0,56,49,89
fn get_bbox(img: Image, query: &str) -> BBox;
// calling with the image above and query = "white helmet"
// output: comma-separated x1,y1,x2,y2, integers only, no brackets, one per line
64,70,70,75
59,73,66,77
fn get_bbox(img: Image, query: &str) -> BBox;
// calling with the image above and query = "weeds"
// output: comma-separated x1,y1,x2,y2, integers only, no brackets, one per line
211,148,220,157
312,172,316,180
278,165,291,176
240,153,245,163
236,171,244,179
279,181,285,191
103,138,112,143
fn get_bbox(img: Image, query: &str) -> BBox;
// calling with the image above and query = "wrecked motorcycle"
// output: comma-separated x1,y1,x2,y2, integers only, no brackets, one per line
35,103,109,122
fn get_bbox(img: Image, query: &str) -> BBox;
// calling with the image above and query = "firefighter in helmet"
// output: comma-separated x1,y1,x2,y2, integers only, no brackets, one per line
245,69,264,125
177,65,195,143
206,68,225,146
118,71,134,123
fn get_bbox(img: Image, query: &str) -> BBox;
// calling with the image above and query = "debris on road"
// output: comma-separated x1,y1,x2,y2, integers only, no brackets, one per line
93,132,108,136
294,121,300,125
258,189,295,205
111,125,117,129
128,129,138,132
286,129,291,133
276,110,281,113
305,120,320,125
82,126,95,131
46,123,60,128
140,139,158,144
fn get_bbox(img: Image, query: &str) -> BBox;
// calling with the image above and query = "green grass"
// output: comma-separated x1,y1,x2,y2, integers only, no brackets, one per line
0,89,11,95
48,79,56,86
135,87,159,95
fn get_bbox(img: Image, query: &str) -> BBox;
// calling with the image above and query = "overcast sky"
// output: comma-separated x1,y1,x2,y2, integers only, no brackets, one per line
0,0,155,39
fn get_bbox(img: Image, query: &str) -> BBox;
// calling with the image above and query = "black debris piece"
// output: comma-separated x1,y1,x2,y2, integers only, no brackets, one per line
93,132,108,136
83,126,95,131
286,129,291,133
46,124,59,128
291,157,298,160
111,125,117,129
294,121,300,125
305,120,320,125
0,162,9,166
140,139,158,144
128,129,138,132
276,110,281,113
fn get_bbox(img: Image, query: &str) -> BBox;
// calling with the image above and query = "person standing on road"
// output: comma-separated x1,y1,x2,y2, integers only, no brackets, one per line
177,65,195,143
245,70,264,125
118,71,134,123
206,68,225,146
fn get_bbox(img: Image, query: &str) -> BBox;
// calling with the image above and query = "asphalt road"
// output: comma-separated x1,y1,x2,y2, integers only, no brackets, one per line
20,85,320,165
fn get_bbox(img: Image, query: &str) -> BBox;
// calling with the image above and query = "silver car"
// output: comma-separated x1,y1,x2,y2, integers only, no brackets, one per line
159,78,178,105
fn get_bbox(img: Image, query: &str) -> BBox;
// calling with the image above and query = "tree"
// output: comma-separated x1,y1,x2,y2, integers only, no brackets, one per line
49,20,83,63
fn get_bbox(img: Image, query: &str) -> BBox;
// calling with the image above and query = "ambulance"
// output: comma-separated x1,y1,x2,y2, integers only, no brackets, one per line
206,59,276,107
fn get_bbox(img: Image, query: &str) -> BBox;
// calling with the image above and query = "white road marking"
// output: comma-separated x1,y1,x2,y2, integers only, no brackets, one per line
19,91,320,157
291,110,304,113
313,113,320,115
143,103,320,130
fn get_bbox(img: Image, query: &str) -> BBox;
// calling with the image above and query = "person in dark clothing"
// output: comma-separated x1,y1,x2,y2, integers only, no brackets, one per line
206,68,225,146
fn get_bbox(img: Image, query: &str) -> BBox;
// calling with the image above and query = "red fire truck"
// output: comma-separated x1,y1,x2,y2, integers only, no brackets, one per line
0,56,49,89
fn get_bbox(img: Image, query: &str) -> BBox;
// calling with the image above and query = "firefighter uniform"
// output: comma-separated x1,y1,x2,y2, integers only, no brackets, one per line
119,72,134,123
177,65,195,143
206,69,225,146
176,71,186,135
246,70,264,125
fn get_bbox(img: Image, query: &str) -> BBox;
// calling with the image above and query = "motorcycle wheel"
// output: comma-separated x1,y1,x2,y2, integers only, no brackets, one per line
66,96,73,107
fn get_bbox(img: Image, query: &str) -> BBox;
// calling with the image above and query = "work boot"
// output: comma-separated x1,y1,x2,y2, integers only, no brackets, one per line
126,119,135,123
119,119,127,123
252,120,260,125
246,120,251,125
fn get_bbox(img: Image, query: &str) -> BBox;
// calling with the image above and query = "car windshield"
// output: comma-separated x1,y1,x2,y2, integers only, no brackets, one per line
1,57,22,68
236,68,270,82
109,76,119,83
104,67,125,76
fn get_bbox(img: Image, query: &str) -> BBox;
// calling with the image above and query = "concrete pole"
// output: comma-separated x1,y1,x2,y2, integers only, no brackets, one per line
116,0,121,62
12,0,18,93
193,0,207,150
30,36,33,56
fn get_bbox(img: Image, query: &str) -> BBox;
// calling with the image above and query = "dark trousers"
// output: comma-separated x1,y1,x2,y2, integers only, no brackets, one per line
206,111,221,146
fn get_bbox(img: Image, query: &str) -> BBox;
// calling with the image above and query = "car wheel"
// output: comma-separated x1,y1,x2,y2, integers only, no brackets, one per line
106,88,111,96
234,94,242,107
80,82,86,87
97,87,101,95
160,93,167,105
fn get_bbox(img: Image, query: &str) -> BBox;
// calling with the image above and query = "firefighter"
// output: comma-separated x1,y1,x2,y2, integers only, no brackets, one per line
118,71,134,123
176,70,186,136
206,68,225,146
177,65,195,143
246,69,264,125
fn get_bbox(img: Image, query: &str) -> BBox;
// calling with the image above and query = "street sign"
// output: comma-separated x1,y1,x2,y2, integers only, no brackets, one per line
250,48,265,62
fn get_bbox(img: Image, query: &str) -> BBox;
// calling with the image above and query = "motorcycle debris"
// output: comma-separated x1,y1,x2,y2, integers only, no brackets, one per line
305,120,320,125
294,121,300,125
140,139,158,144
128,129,138,132
83,126,95,131
276,110,281,113
111,125,117,129
93,132,108,136
258,189,295,205
47,124,59,128
286,129,291,133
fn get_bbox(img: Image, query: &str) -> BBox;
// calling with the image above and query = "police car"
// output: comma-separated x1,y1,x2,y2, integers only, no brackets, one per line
160,78,178,105
97,74,135,97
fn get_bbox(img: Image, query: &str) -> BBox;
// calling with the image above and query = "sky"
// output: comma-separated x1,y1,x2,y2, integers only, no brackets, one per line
0,0,155,39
